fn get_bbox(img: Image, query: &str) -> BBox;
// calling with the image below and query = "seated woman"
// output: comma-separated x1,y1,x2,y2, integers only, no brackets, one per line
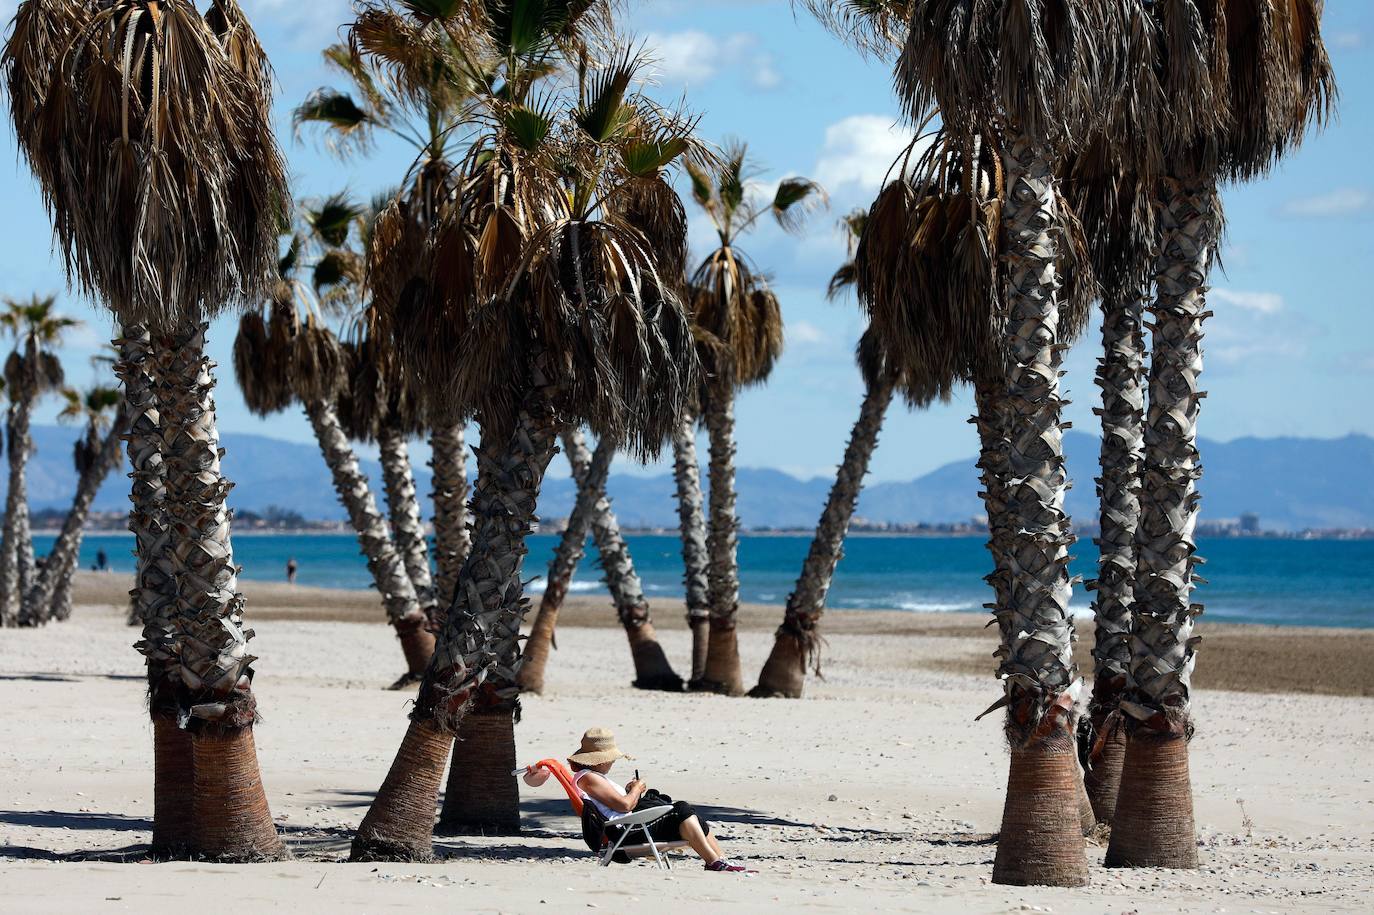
529,727,749,872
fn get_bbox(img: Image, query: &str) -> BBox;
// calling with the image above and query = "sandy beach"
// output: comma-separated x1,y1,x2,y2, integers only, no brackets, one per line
2,571,1371,913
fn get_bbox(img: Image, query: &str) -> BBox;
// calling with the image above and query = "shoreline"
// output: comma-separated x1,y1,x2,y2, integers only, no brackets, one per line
69,571,1374,698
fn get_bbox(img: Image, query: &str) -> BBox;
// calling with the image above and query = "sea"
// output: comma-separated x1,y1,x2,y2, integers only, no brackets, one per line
40,532,1374,630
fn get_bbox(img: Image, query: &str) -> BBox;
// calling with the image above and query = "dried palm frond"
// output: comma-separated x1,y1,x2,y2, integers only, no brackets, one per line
688,248,783,390
232,310,293,417
897,0,1131,148
797,0,912,58
2,0,289,329
289,319,348,408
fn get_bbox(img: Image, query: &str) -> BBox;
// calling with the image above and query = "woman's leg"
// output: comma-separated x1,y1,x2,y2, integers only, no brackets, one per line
678,815,721,865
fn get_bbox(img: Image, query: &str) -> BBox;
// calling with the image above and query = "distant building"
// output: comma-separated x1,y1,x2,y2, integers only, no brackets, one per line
1240,512,1261,534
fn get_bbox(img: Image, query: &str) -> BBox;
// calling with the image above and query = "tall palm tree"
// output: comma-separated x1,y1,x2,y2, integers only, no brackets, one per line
751,210,900,698
802,0,1120,884
233,200,435,684
22,384,126,626
1102,0,1335,870
686,143,826,694
295,20,478,613
3,0,288,860
351,6,701,860
1063,146,1158,825
0,295,74,626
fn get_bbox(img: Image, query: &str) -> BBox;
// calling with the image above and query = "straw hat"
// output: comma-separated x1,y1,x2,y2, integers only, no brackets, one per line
568,728,634,766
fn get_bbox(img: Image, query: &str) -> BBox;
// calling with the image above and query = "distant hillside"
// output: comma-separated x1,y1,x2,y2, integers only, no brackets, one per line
8,426,1373,532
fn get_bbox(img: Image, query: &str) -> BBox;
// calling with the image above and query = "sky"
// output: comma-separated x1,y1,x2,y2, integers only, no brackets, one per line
0,1,1370,485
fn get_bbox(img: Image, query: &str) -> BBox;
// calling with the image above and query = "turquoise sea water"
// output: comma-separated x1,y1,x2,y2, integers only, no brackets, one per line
41,532,1374,629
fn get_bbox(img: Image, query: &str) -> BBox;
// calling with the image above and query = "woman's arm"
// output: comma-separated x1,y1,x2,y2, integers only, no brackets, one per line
581,773,643,815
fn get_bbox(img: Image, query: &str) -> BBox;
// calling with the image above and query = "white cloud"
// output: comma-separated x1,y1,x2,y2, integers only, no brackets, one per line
1279,188,1374,218
1328,30,1365,50
645,30,782,92
240,0,351,50
1211,288,1284,315
813,115,920,194
789,320,828,345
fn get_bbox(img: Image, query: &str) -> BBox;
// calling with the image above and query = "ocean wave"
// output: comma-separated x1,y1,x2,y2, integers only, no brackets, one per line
895,600,980,613
524,579,605,595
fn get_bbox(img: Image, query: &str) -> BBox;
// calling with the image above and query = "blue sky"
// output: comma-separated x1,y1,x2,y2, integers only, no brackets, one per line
0,1,1370,485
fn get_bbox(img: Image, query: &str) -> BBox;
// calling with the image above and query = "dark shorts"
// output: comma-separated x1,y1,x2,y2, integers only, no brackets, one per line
606,801,708,844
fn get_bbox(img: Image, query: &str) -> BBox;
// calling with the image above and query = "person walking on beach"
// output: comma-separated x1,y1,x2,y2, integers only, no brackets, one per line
94,549,107,573
286,557,298,585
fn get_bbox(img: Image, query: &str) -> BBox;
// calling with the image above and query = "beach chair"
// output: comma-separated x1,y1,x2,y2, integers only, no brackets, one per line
514,758,690,869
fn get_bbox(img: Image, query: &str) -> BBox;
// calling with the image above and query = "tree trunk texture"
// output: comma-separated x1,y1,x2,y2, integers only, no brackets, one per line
574,432,682,691
430,421,471,609
670,411,712,685
752,374,895,698
436,703,521,835
379,423,437,615
117,326,187,857
24,410,129,623
989,138,1086,888
0,396,34,627
518,428,608,695
352,366,561,862
1084,288,1148,825
699,382,743,695
305,400,433,685
1106,176,1219,871
16,502,36,622
155,323,283,860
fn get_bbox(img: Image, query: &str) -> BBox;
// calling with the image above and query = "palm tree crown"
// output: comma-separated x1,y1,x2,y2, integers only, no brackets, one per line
2,0,287,328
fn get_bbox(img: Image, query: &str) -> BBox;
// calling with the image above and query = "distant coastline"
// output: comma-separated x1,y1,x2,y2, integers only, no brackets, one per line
35,513,1374,541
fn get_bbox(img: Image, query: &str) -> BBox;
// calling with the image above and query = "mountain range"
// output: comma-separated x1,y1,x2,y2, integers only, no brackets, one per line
10,425,1374,532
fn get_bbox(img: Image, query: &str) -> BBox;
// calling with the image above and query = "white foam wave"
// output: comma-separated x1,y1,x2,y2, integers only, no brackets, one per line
896,600,980,613
524,579,605,595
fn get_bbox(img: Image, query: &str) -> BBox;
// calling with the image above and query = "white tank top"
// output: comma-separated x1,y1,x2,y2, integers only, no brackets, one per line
573,770,627,821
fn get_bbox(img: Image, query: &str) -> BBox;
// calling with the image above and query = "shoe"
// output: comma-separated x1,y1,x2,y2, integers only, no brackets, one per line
705,860,749,873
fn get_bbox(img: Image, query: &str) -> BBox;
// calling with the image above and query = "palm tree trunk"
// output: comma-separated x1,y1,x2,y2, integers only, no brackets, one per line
571,431,682,692
15,502,37,622
1084,289,1148,825
156,323,283,861
671,411,712,685
352,365,561,862
430,421,470,609
699,382,744,695
436,702,521,835
118,325,188,858
379,422,437,615
1106,176,1219,871
0,396,35,626
305,400,433,685
24,410,128,623
752,373,895,698
518,429,602,695
989,137,1086,888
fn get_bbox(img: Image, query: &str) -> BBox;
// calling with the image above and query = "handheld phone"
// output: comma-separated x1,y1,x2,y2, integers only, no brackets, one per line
634,769,640,781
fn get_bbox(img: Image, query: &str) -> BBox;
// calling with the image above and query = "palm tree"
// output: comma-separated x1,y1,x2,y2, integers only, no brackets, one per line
350,6,701,860
803,0,1121,883
0,295,74,627
233,200,434,684
3,0,288,860
1062,144,1158,825
294,21,478,614
22,384,126,626
751,210,899,698
686,143,826,694
1101,0,1335,870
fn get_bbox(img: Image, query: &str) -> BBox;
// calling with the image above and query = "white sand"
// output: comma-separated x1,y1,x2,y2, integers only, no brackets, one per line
2,595,1371,913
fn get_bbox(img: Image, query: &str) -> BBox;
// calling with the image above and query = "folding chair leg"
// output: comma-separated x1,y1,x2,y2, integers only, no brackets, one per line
645,834,667,870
